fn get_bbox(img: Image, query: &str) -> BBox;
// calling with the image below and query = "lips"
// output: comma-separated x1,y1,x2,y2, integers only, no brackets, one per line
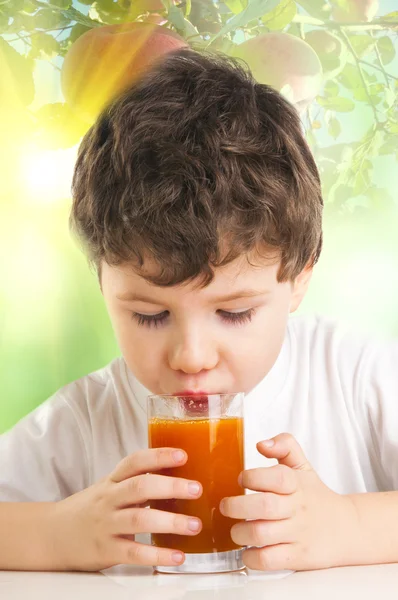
174,390,210,396
173,392,210,415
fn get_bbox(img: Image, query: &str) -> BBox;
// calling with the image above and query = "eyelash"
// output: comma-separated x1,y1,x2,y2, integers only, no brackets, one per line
131,309,256,329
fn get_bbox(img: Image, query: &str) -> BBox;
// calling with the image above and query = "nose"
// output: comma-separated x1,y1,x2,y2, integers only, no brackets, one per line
168,326,219,374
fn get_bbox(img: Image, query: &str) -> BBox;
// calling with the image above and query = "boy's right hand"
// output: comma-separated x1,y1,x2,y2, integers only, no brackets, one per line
54,448,203,571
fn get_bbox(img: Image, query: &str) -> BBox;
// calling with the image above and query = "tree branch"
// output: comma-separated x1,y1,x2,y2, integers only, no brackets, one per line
369,30,391,90
339,29,383,127
358,58,398,83
7,26,74,44
292,14,398,31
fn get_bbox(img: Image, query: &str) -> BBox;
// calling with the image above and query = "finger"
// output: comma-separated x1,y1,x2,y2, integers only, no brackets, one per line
220,491,293,520
116,538,186,567
111,473,203,507
256,434,312,471
109,448,188,483
242,543,298,571
112,507,202,536
231,518,293,547
240,464,297,494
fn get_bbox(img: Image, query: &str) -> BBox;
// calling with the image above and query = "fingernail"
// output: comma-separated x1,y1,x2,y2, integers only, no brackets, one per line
188,482,201,496
262,439,275,447
188,518,201,532
219,499,225,514
238,472,243,486
173,450,186,463
172,552,184,564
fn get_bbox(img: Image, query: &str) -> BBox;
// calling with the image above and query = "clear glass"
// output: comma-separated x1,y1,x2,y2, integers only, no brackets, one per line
147,392,245,574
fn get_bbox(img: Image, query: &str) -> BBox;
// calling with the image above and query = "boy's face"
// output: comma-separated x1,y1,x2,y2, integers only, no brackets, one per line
100,252,312,396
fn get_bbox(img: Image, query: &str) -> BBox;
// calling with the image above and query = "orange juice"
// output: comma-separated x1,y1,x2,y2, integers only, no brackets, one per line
148,416,244,554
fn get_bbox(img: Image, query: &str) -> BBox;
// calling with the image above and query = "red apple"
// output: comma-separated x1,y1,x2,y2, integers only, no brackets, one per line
61,22,187,123
231,32,323,113
332,0,379,22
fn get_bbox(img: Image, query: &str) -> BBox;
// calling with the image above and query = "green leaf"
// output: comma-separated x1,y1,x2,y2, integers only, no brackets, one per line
68,22,91,43
338,63,363,90
0,10,9,29
5,0,24,9
296,0,331,20
347,34,375,58
328,183,354,206
29,31,60,60
35,7,71,28
0,38,35,106
368,82,385,96
379,137,398,155
6,12,37,33
377,36,395,66
22,0,38,14
317,96,355,112
206,0,280,46
49,0,71,8
261,0,296,30
324,80,339,98
168,4,201,40
61,7,102,28
168,4,189,31
224,0,248,14
352,87,369,102
352,161,372,196
328,117,341,140
383,87,396,109
362,69,377,84
379,11,398,21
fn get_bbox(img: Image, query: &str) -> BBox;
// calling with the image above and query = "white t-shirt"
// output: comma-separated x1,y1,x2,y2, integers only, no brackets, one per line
1,313,398,502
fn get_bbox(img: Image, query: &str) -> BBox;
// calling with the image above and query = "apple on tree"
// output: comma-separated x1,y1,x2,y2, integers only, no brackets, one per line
61,21,187,124
231,32,323,114
331,0,379,22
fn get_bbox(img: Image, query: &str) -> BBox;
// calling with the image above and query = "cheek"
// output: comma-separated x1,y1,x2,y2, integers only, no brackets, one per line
108,310,162,365
232,306,289,388
120,331,165,391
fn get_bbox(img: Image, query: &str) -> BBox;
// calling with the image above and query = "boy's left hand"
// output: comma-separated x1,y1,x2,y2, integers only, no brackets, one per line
219,433,358,572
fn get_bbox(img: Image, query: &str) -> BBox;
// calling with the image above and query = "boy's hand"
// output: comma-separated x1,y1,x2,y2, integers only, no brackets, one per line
54,448,203,571
220,433,358,572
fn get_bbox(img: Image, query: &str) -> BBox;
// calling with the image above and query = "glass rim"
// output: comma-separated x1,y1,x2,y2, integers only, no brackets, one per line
147,391,245,401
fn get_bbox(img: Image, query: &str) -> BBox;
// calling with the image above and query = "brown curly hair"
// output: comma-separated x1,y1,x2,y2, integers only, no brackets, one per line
70,46,323,288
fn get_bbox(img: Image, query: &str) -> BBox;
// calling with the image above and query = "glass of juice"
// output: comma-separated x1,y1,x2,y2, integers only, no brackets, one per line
147,392,245,574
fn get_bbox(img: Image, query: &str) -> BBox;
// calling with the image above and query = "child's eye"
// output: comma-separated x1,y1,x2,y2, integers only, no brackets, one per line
131,308,255,328
131,311,169,328
217,308,255,325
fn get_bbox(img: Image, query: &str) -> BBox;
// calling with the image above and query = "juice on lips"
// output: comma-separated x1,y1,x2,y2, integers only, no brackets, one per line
148,396,244,554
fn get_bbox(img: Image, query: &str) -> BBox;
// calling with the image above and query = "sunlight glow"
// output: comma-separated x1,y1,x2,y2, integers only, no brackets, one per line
19,142,79,204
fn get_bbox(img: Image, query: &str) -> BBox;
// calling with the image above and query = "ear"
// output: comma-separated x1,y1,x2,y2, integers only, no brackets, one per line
289,263,314,313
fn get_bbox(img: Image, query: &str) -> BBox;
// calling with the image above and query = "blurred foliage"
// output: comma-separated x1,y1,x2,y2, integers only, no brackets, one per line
0,0,398,431
1,0,397,215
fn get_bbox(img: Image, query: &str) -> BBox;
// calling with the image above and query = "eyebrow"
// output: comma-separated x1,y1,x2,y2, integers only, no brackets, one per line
116,289,271,304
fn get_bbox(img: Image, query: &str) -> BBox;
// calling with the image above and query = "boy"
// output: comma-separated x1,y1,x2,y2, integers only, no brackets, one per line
1,47,398,574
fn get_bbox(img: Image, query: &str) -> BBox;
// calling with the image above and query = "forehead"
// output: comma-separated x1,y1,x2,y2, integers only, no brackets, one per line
101,249,282,299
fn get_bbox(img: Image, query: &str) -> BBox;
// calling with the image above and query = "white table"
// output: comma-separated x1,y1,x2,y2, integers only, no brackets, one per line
2,563,398,600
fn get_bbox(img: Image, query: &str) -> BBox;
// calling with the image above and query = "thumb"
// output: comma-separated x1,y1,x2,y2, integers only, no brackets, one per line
257,433,313,471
